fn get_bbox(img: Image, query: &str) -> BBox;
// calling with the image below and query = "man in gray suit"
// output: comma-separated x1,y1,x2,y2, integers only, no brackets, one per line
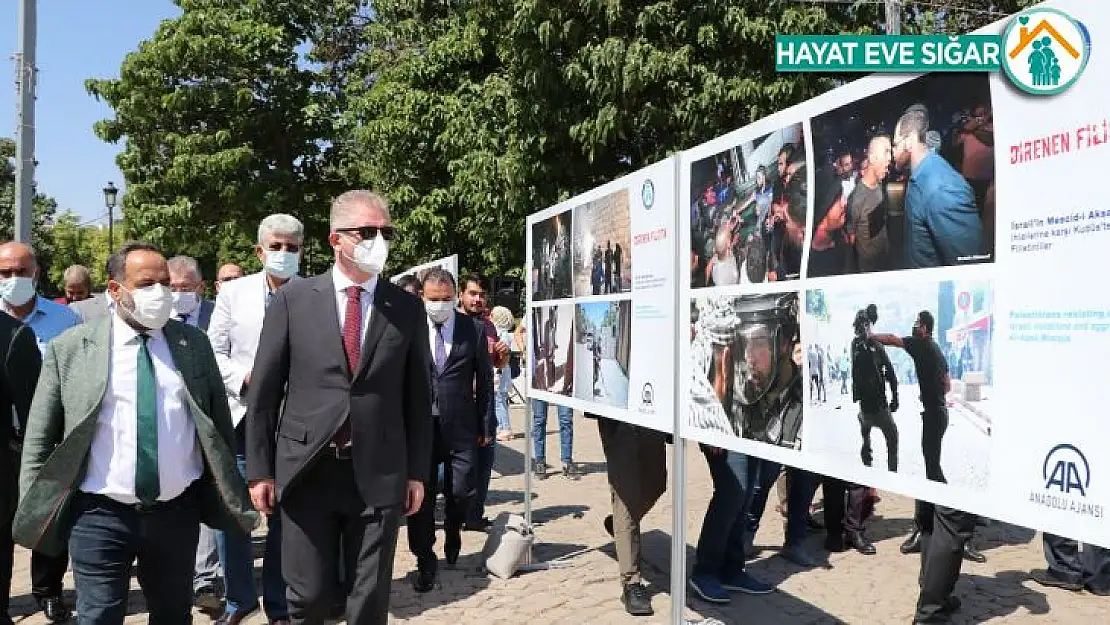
246,191,432,625
167,255,222,610
14,242,256,625
0,312,41,625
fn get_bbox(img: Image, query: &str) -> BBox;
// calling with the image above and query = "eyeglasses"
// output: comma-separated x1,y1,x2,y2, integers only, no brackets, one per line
336,226,396,242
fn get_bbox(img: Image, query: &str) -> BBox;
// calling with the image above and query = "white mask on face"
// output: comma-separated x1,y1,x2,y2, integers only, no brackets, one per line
264,251,299,279
171,291,200,316
425,300,455,325
351,234,389,275
0,276,36,307
122,284,174,330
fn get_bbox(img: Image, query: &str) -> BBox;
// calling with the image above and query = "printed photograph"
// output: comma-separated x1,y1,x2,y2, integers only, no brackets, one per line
802,279,995,492
530,304,575,396
572,189,633,297
687,292,803,449
531,210,573,301
689,123,808,289
808,73,996,278
573,300,632,408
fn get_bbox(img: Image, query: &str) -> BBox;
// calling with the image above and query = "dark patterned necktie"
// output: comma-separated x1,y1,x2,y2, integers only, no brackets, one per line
434,323,447,374
334,285,362,448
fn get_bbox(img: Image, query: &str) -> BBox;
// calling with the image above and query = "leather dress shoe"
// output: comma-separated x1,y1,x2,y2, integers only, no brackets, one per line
963,543,987,563
445,531,462,566
846,531,877,555
37,595,71,623
621,582,654,616
901,529,922,554
414,566,436,593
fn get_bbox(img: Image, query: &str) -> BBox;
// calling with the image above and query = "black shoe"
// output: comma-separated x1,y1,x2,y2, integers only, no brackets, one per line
413,567,436,593
445,531,462,566
780,545,822,568
621,582,654,616
963,543,987,563
805,514,825,531
193,583,223,612
1030,569,1083,591
533,460,549,480
603,514,614,537
846,531,877,555
37,595,71,623
942,595,961,614
563,462,582,480
901,530,922,554
463,518,493,532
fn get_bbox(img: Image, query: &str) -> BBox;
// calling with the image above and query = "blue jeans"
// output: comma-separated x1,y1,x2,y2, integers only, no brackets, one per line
694,448,751,578
494,390,511,432
469,440,496,523
217,454,288,620
531,399,573,464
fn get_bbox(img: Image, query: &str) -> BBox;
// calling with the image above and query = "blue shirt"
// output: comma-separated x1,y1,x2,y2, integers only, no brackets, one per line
904,152,985,269
4,296,81,353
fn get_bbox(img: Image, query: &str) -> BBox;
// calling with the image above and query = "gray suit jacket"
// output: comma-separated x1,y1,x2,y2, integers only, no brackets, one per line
69,293,111,323
13,315,257,556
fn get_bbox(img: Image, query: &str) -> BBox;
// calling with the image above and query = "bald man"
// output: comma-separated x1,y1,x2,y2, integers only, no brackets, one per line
215,263,245,293
0,242,79,622
845,135,893,273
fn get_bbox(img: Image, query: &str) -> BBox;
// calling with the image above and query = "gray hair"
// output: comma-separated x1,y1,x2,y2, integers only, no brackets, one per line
257,213,305,246
63,264,91,286
167,255,202,281
330,190,391,230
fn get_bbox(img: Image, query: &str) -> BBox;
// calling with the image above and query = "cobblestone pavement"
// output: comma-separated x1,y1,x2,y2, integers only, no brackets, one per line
8,405,1105,624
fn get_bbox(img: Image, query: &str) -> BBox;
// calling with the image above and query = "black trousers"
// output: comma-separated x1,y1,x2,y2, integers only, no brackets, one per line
407,419,476,570
0,505,13,625
30,550,69,599
69,486,202,625
914,505,976,623
921,405,949,483
282,454,401,625
1042,533,1110,594
859,406,899,472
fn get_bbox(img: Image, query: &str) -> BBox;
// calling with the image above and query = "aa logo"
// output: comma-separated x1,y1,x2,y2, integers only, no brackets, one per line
1043,443,1091,497
1001,8,1092,96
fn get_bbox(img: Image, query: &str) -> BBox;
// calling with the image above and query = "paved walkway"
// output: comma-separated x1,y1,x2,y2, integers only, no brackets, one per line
8,405,1105,623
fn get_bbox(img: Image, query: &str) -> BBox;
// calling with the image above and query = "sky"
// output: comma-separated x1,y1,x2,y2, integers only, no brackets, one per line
1,0,180,223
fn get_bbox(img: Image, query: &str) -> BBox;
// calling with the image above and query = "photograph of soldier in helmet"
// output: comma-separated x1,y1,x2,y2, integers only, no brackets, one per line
687,292,803,449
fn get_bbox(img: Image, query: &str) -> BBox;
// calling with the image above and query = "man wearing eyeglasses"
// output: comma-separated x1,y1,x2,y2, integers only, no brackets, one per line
207,215,304,625
245,191,432,625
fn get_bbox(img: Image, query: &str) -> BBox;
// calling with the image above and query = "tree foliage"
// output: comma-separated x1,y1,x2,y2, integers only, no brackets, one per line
47,212,112,289
91,0,1035,277
1,137,59,283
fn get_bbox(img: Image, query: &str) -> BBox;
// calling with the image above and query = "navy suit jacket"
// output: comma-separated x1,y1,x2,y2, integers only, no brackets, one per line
430,311,494,448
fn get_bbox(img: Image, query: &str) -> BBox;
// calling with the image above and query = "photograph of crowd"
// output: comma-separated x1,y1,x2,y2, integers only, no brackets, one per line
687,292,804,449
573,301,632,408
802,279,994,492
808,73,996,278
531,210,573,301
689,123,809,288
530,304,575,396
572,189,633,297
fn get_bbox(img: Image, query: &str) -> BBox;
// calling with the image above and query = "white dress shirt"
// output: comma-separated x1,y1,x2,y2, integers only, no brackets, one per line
426,310,456,363
332,265,377,343
80,313,204,504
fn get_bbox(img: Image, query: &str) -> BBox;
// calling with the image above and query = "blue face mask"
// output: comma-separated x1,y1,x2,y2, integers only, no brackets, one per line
264,251,299,279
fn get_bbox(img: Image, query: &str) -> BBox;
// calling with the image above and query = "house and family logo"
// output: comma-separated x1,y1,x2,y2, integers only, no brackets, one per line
1031,443,1104,519
774,7,1092,96
1000,7,1092,95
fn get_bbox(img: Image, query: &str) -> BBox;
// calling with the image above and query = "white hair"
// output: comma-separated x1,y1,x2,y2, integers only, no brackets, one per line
166,255,202,281
257,214,305,246
330,190,391,230
63,264,91,285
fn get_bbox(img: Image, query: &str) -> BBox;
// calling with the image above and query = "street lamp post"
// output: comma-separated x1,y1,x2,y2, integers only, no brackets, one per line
103,182,119,251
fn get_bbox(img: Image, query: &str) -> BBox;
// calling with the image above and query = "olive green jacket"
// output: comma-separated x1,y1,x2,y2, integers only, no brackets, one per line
13,316,257,556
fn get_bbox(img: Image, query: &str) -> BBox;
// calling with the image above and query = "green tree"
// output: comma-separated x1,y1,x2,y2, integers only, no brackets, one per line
86,0,368,277
47,212,112,289
0,137,59,284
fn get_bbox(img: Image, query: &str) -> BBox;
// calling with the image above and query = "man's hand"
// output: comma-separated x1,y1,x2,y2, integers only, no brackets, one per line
890,397,900,413
493,340,509,360
404,480,425,516
249,479,276,516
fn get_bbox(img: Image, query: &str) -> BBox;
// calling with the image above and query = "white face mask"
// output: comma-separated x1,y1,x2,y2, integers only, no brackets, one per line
171,291,200,316
0,276,36,307
122,284,174,330
264,250,299,279
351,234,389,275
425,300,455,324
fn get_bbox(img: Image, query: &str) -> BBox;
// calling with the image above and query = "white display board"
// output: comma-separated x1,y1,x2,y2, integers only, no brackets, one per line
391,254,459,286
676,0,1110,547
525,158,678,433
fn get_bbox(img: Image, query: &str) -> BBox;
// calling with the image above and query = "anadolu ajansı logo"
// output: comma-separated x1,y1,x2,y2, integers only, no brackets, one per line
641,180,655,210
1001,8,1092,96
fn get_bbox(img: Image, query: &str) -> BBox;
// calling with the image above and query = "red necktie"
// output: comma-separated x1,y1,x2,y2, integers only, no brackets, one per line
334,285,362,448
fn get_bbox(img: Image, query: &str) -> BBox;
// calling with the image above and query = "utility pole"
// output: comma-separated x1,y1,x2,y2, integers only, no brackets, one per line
13,0,37,244
886,0,903,35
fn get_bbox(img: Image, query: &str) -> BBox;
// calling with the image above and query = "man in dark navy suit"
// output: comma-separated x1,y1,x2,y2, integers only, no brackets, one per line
407,268,493,592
